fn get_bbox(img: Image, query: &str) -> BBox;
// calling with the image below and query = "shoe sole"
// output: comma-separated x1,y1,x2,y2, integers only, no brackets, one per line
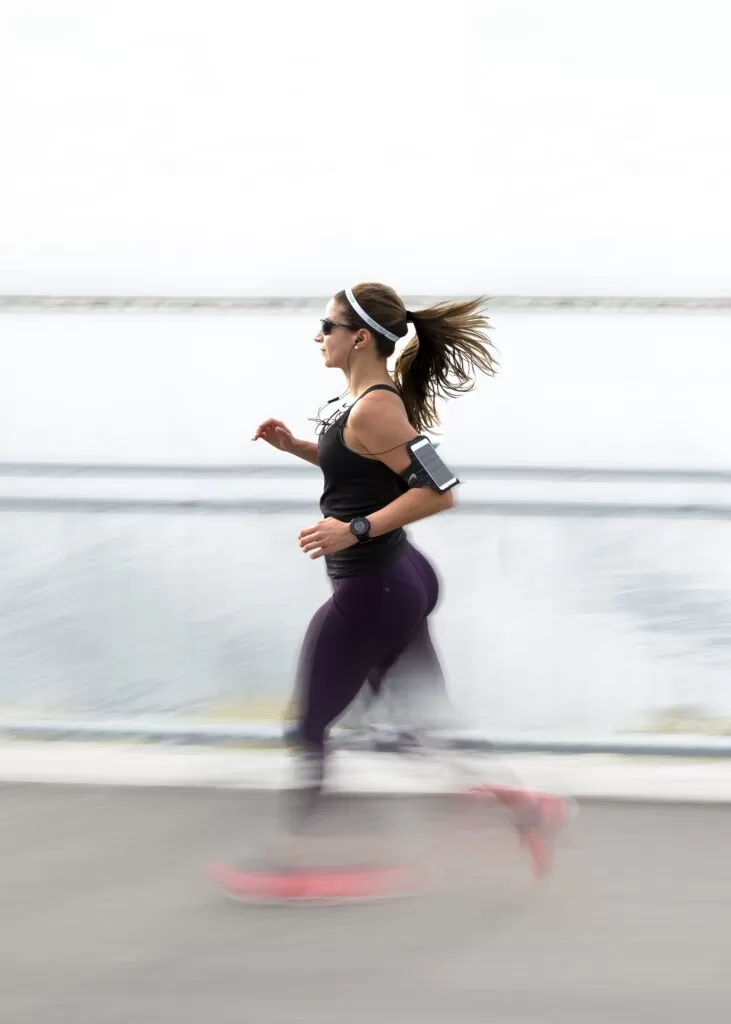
206,862,421,907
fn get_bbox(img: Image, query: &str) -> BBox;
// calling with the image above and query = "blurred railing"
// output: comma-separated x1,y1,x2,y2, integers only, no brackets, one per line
1,462,731,755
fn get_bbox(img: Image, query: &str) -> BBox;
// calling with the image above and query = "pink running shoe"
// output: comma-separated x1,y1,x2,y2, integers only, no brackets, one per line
207,861,417,905
465,785,575,879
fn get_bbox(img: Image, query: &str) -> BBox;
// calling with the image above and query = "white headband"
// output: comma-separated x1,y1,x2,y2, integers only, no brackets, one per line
345,287,400,344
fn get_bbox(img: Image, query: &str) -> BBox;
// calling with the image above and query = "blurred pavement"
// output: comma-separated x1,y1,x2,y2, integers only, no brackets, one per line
1,783,729,1024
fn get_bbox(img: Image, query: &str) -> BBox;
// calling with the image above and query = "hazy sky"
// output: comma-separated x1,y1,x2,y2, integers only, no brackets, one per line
1,0,729,295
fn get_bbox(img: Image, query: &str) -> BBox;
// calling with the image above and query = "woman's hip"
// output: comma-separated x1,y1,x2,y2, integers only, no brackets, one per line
331,540,440,622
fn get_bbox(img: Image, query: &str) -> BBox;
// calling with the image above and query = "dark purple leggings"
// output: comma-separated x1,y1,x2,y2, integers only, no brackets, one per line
293,542,449,753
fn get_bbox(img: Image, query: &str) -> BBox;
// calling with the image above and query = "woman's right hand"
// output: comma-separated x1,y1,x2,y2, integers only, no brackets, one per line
252,418,295,453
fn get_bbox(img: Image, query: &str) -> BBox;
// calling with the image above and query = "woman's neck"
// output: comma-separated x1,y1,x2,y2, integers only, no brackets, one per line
344,362,393,398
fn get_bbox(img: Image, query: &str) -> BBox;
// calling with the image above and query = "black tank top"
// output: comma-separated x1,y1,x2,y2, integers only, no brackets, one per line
318,384,409,578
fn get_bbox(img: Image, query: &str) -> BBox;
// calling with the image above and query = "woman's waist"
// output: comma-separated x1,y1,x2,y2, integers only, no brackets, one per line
319,497,400,522
319,480,405,518
324,529,407,578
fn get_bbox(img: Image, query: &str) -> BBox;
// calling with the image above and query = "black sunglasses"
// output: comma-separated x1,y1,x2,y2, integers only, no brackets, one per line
320,318,356,335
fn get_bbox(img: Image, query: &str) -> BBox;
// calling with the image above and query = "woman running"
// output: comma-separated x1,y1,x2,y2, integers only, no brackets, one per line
265,283,489,763
212,283,568,901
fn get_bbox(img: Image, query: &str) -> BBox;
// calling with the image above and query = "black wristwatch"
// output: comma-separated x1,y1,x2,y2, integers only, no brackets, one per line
349,516,371,543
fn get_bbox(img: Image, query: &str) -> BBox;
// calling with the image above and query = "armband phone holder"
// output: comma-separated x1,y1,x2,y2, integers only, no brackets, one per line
403,436,459,493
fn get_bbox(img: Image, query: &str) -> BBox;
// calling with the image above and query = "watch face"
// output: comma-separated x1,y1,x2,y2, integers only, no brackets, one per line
352,517,369,535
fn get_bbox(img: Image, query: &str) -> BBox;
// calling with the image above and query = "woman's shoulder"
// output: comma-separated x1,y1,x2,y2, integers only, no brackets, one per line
349,386,404,423
347,387,415,454
353,384,402,409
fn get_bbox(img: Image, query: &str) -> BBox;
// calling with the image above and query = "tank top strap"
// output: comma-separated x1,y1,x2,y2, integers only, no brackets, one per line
340,384,400,425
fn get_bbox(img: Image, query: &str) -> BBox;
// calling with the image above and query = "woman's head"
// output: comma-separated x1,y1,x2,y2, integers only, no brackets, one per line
314,284,408,373
315,282,497,433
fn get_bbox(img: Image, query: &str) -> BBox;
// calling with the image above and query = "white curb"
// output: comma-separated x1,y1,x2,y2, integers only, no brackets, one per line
2,742,731,803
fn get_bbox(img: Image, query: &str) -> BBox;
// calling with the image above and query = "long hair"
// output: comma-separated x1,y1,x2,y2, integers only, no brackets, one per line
334,282,497,433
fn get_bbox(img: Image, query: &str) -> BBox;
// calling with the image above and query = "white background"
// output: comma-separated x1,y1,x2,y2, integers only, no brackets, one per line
2,0,730,296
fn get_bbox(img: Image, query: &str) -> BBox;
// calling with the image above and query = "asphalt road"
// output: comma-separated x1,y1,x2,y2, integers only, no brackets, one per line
1,784,729,1024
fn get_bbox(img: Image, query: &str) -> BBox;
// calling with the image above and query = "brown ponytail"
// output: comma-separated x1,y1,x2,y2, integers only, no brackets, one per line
335,283,497,434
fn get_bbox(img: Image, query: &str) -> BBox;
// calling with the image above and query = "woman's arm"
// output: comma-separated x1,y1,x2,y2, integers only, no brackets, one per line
299,487,453,559
348,391,456,532
287,438,320,467
367,485,454,537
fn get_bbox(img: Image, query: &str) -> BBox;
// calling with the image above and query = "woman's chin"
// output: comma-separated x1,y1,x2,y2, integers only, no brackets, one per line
320,352,344,371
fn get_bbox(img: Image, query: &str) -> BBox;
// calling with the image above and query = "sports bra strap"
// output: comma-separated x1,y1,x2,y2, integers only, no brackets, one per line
340,384,400,424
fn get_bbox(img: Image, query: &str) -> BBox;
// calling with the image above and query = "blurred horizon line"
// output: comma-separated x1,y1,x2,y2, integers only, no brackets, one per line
3,462,731,483
1,294,730,314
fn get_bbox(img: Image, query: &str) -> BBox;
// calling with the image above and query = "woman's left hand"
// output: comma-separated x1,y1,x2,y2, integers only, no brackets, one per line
298,517,357,559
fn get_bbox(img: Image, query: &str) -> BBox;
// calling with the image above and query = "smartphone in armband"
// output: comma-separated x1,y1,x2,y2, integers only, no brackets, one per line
405,436,460,493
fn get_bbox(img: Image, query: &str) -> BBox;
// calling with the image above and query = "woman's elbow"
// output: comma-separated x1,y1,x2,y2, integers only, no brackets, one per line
439,488,456,511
